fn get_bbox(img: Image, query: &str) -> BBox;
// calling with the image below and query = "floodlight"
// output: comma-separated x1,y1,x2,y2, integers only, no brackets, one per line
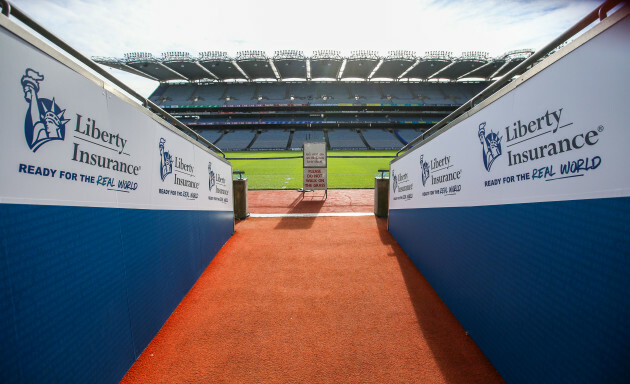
199,51,230,62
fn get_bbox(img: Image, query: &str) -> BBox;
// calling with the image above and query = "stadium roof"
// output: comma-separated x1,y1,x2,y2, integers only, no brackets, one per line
371,51,416,79
94,49,534,82
309,50,343,79
198,51,247,80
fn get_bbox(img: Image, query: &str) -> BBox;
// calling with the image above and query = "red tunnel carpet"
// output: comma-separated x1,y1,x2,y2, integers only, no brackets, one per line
121,192,503,383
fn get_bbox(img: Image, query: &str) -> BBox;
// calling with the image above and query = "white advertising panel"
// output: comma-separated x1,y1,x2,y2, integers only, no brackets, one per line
0,25,232,211
390,14,630,210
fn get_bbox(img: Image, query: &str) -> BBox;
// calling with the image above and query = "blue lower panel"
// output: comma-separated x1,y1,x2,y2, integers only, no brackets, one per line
0,204,233,384
389,197,630,384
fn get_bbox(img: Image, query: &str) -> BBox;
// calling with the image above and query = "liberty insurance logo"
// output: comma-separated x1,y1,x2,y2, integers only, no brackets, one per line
21,68,70,152
208,162,216,191
159,138,173,181
420,154,430,186
392,173,398,193
478,122,503,171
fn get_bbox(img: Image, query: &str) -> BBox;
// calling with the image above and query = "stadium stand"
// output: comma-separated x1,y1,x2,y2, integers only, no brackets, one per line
319,82,352,102
215,129,256,150
159,83,197,104
257,83,288,102
250,129,291,150
394,128,421,144
380,82,415,102
224,83,255,104
194,84,227,105
198,128,225,143
288,82,319,101
328,129,367,150
361,129,402,149
441,82,486,102
348,83,384,103
290,129,327,150
197,117,228,124
94,49,530,151
148,81,487,107
229,116,260,123
149,83,170,103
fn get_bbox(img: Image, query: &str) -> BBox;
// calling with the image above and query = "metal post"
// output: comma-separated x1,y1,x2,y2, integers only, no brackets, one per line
233,171,248,220
374,169,389,217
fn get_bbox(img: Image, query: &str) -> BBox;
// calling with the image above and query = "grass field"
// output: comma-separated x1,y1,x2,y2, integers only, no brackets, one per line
226,150,396,190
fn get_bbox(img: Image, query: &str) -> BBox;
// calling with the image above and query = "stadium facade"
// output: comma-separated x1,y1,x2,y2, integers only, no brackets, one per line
95,49,533,151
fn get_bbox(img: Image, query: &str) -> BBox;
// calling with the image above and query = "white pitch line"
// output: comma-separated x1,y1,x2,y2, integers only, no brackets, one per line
249,212,373,218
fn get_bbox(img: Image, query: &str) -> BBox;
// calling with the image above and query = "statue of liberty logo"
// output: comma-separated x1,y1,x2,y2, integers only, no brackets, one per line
420,154,430,186
478,122,502,171
22,68,70,152
208,162,216,191
159,138,172,181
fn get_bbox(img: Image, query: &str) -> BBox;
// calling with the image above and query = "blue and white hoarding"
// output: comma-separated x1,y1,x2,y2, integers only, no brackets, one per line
1,66,232,211
389,7,630,384
0,14,233,384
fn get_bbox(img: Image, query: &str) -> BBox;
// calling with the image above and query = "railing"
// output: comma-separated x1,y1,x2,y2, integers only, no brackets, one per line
396,0,623,157
0,0,225,158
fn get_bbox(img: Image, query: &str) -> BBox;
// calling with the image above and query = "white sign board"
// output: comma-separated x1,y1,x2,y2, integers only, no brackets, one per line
303,142,327,191
303,142,327,167
303,168,327,190
390,14,630,210
0,24,232,211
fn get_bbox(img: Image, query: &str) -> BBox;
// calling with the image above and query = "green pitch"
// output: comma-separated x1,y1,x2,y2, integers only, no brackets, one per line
226,150,396,190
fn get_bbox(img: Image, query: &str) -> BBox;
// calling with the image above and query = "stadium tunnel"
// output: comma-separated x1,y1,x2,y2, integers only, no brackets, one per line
1,1,629,383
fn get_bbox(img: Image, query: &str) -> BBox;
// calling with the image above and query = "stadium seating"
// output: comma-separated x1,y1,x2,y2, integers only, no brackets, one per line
332,116,357,123
260,116,286,123
290,129,327,150
151,80,490,151
440,82,486,102
296,116,324,122
194,84,227,104
149,83,170,103
361,129,402,149
229,116,260,123
327,129,367,150
197,117,228,124
250,130,291,150
348,83,384,103
288,83,319,101
215,129,256,150
407,83,452,105
257,83,288,102
360,116,389,123
394,128,421,144
198,129,224,143
380,83,415,102
225,83,255,103
318,83,352,102
160,84,197,104
150,81,488,107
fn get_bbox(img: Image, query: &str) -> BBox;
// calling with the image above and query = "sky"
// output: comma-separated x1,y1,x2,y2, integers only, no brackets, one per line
10,0,603,97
